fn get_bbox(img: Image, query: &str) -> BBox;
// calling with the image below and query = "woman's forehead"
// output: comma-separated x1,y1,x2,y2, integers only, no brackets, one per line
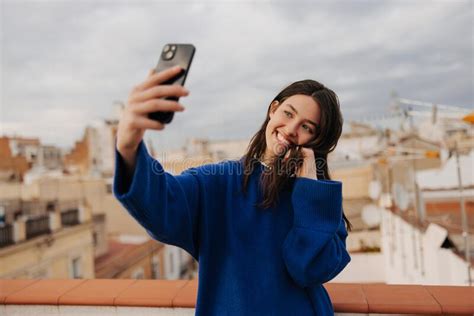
282,94,321,123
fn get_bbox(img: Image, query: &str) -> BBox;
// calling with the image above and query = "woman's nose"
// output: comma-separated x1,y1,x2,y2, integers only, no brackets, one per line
285,122,298,138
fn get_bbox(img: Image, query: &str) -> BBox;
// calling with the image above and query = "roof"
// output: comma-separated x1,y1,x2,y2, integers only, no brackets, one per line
95,239,163,278
425,200,474,234
389,200,474,264
7,137,41,146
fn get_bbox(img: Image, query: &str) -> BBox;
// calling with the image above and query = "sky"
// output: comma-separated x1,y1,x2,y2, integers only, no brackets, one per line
1,0,472,152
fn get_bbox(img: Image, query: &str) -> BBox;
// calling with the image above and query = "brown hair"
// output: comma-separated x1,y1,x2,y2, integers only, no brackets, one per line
241,79,352,231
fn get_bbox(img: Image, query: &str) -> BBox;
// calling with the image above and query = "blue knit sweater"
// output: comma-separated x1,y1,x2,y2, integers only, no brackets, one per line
113,141,351,315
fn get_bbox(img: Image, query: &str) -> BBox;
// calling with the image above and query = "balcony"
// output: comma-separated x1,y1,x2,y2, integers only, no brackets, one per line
25,215,50,239
0,279,472,315
0,207,87,249
0,224,14,247
60,209,80,227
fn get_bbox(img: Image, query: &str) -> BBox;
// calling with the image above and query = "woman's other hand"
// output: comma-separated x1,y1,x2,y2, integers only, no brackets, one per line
295,147,317,180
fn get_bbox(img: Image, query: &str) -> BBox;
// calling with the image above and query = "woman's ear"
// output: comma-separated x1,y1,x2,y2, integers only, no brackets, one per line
269,100,280,118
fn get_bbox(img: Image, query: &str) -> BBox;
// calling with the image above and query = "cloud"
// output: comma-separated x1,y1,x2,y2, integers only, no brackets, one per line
1,0,472,151
1,106,88,145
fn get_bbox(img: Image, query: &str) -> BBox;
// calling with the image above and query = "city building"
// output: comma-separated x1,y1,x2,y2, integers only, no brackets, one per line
0,137,32,181
0,136,64,181
64,119,118,177
0,200,94,279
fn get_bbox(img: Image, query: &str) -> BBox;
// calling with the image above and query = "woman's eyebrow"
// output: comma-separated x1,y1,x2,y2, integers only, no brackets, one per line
286,104,319,127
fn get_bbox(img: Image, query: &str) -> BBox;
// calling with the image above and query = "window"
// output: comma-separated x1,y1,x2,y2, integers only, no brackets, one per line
152,255,161,279
169,251,175,275
92,232,98,247
70,257,82,279
165,246,180,279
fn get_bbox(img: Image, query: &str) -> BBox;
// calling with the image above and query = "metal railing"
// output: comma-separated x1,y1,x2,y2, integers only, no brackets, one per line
25,216,50,239
61,209,80,226
0,224,14,247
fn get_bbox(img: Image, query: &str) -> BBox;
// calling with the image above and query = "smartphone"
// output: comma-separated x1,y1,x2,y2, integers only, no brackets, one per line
148,43,196,124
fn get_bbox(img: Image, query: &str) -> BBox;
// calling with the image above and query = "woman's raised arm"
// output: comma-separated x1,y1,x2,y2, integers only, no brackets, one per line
114,66,202,258
114,141,203,260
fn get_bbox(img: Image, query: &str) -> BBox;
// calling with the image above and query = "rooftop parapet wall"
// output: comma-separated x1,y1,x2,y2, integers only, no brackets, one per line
0,279,473,315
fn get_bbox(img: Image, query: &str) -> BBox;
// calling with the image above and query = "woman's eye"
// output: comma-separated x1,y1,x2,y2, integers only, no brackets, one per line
303,124,313,134
284,111,293,118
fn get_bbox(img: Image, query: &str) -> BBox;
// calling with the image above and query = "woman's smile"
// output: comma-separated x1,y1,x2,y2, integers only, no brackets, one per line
275,130,292,147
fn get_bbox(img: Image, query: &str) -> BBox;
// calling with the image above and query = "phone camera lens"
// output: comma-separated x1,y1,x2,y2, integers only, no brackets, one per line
163,45,171,53
165,51,174,60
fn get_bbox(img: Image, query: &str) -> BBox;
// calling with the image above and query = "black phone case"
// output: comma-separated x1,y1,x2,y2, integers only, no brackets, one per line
148,43,196,124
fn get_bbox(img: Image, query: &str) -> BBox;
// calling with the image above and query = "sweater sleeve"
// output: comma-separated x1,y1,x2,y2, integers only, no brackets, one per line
113,141,202,260
281,177,351,288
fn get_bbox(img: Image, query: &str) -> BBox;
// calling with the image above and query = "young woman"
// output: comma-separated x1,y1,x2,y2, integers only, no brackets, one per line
114,66,351,315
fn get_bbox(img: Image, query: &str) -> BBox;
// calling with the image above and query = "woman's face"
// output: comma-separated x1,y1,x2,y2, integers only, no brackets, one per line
263,94,321,161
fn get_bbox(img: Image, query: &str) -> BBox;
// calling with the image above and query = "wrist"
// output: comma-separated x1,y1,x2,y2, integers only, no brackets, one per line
117,143,139,161
116,139,139,155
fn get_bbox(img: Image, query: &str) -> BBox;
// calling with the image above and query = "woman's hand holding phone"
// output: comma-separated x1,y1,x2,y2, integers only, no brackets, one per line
116,66,189,170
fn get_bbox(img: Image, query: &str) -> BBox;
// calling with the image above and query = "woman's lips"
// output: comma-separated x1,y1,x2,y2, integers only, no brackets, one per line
275,130,291,147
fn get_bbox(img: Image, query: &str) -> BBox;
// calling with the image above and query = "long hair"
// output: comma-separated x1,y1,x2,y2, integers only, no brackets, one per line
241,80,352,231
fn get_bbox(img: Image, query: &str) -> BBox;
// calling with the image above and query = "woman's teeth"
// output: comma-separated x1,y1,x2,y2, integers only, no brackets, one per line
276,131,290,146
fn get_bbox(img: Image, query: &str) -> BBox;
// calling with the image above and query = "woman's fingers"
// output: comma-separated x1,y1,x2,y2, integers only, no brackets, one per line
129,116,166,131
138,66,183,92
133,99,185,115
148,68,156,77
130,84,189,103
116,67,185,153
300,147,314,159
